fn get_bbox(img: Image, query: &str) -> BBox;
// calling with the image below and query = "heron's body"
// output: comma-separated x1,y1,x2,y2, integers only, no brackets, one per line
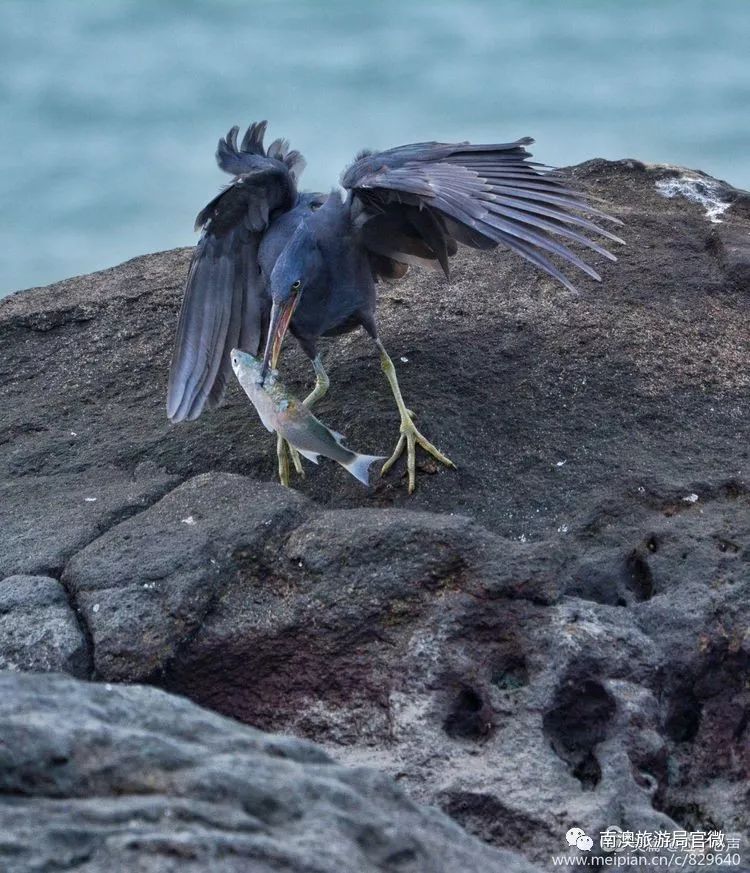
167,121,622,491
258,192,377,359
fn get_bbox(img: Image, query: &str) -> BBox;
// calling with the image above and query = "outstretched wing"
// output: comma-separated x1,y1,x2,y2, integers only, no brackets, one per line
167,122,305,422
342,139,623,291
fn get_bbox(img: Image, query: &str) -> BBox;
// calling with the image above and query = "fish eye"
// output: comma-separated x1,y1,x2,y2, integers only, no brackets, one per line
291,279,301,290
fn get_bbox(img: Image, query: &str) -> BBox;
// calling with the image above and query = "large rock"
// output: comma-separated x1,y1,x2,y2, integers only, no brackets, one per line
0,672,536,873
1,160,749,868
0,575,88,675
62,473,750,868
2,160,748,537
0,467,176,578
63,472,311,679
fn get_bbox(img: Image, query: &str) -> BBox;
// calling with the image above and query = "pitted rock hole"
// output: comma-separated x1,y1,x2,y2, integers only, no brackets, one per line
439,791,543,853
715,536,741,553
665,687,701,743
543,678,616,789
491,654,529,692
443,687,490,741
624,550,654,602
571,751,602,790
567,546,655,607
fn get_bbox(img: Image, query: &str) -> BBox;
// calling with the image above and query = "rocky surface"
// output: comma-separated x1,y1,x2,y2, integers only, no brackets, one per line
0,672,532,872
0,575,88,675
1,159,749,870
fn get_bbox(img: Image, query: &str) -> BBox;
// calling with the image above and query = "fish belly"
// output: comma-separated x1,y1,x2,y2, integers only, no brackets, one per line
237,375,279,433
277,409,354,466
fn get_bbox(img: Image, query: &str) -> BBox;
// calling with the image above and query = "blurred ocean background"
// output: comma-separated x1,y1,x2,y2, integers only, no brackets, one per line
1,0,749,296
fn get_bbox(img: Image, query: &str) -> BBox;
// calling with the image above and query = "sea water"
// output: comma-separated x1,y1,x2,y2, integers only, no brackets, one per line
1,0,749,295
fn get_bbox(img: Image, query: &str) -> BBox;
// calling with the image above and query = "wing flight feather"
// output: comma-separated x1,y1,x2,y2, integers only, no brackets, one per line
167,122,303,422
342,138,622,288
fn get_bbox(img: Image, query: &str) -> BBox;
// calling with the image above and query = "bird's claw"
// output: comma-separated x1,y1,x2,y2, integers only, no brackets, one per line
381,411,455,493
276,433,304,487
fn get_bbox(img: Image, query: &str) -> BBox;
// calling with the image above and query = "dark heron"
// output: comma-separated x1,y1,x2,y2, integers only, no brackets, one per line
167,121,622,491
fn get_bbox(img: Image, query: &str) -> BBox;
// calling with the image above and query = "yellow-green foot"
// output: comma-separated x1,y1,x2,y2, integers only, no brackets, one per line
381,412,455,494
276,433,304,487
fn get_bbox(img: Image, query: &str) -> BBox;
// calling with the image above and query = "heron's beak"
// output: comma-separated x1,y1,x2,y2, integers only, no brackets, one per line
259,294,299,383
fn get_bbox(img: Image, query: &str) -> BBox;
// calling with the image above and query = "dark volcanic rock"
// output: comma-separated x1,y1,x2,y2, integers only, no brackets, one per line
1,160,749,869
52,475,750,868
2,160,749,538
0,672,536,873
0,466,176,578
63,472,311,680
0,575,88,675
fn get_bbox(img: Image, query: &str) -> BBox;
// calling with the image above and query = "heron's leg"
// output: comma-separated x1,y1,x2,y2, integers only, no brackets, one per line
277,356,330,485
276,432,292,487
376,339,455,493
281,438,304,480
302,355,330,408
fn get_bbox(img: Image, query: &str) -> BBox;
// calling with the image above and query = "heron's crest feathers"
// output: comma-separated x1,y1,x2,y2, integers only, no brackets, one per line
216,122,307,180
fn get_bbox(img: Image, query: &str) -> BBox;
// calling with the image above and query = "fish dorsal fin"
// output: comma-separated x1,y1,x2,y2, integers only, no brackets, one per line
331,429,346,446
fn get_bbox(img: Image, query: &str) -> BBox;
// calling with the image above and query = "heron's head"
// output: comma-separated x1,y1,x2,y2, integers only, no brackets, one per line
260,221,323,382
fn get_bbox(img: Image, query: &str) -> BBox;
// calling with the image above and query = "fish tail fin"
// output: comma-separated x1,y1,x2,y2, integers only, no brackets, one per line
342,453,386,486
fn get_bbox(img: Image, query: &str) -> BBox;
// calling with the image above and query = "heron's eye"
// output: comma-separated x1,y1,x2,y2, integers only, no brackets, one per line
291,280,301,291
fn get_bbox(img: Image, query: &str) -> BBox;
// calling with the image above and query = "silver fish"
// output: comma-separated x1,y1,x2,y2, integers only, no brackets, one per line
231,349,383,486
